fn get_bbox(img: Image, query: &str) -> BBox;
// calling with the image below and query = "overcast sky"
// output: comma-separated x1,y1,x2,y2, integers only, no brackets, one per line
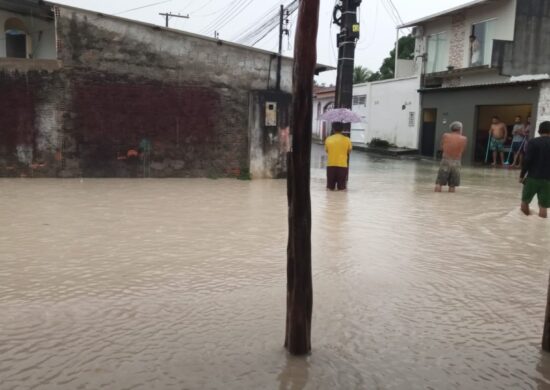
51,0,469,84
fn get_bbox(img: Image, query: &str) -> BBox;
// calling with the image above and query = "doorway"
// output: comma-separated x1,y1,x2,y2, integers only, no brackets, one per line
421,109,437,157
474,104,533,163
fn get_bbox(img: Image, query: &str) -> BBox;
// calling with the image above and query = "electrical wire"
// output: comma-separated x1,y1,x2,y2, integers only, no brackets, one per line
231,1,281,42
113,0,173,16
200,0,248,34
248,0,298,47
211,0,256,34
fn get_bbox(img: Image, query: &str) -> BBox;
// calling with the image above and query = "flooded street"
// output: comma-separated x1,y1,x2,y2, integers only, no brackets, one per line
1,145,550,390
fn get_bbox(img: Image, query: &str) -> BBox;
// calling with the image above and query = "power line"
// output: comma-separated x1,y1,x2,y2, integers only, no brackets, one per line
240,0,298,47
210,0,256,34
231,1,281,42
200,0,247,34
113,0,173,16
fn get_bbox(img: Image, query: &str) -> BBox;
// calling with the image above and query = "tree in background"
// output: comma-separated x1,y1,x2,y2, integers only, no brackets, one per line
353,66,373,84
368,34,415,81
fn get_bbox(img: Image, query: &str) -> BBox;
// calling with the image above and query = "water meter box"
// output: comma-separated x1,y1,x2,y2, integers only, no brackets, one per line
265,102,277,127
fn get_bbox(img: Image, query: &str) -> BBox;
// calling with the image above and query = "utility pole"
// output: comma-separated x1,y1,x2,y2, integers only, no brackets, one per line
333,0,362,137
285,0,319,357
159,12,189,28
276,5,290,90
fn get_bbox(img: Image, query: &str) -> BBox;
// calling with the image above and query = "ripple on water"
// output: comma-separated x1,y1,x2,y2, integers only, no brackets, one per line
1,148,550,389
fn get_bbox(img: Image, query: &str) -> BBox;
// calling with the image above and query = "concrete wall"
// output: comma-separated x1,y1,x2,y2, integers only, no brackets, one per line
0,68,67,177
537,82,550,131
0,9,56,59
365,77,421,149
421,83,540,163
493,0,550,76
0,4,295,178
249,91,291,179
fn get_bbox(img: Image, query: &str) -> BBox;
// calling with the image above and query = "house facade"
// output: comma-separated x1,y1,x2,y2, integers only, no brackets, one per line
312,86,336,141
0,0,330,178
401,0,550,163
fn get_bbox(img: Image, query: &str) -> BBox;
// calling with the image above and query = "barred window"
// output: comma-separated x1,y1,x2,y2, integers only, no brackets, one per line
352,95,366,106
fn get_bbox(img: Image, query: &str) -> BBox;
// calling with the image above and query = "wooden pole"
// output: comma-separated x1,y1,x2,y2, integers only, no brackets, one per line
542,273,550,352
285,0,319,356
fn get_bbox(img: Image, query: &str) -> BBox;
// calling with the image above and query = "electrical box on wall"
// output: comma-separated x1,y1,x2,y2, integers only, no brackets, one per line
265,102,277,127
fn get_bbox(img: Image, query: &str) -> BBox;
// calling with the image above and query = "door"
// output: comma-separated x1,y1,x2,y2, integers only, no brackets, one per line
421,109,437,157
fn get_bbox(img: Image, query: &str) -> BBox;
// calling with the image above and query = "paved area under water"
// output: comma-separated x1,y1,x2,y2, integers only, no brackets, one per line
1,146,550,389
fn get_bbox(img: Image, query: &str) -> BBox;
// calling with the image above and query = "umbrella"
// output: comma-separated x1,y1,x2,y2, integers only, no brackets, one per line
319,108,362,123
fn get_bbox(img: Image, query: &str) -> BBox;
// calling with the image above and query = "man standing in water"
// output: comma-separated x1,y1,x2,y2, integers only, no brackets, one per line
489,116,508,167
511,115,526,168
435,121,468,193
325,127,352,191
520,121,550,218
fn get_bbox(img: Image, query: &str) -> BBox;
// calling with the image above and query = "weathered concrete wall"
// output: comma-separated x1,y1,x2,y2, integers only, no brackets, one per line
537,82,550,131
249,91,291,179
421,84,539,163
493,0,550,76
0,4,294,178
52,6,294,178
0,69,67,177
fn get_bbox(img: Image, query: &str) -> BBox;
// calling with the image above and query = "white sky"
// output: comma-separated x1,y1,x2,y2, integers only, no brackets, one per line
51,0,469,84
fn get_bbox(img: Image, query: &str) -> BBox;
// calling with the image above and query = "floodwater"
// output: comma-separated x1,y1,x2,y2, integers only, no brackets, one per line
1,145,550,390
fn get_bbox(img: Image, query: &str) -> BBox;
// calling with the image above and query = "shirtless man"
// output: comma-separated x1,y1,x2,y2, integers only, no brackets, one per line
489,116,508,167
435,121,468,193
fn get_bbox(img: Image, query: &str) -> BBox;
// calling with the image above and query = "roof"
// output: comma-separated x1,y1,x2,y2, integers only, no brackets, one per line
0,0,53,20
419,79,548,93
313,86,336,98
399,0,495,28
0,0,334,73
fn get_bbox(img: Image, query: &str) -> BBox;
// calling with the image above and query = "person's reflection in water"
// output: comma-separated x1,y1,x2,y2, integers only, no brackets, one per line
277,355,310,390
536,350,550,389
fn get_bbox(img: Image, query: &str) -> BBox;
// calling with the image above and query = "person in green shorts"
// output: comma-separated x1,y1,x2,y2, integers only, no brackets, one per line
520,121,550,218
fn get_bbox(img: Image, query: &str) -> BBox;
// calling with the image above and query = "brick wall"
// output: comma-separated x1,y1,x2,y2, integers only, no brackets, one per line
449,12,466,69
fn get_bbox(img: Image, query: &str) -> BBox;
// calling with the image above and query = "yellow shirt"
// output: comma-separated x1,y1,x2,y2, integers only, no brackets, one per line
325,133,352,167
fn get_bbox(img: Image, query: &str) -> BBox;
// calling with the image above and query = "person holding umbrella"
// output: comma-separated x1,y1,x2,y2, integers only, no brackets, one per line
320,108,360,191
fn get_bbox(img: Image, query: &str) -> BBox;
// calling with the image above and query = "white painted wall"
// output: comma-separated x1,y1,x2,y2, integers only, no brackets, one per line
351,83,368,144
365,76,421,149
0,10,56,59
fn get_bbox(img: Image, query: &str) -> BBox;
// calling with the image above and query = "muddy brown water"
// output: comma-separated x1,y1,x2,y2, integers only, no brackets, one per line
1,147,550,389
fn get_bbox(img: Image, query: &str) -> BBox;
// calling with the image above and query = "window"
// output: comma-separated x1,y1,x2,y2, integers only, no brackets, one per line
470,19,496,67
352,95,366,106
408,112,416,127
5,18,28,58
426,32,449,73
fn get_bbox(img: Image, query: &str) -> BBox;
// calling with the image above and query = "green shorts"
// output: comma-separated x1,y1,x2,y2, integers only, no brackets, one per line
522,178,550,208
490,138,505,152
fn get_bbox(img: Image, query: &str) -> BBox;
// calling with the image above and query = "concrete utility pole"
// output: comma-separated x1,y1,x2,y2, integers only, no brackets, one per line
333,0,362,137
159,12,189,28
285,0,319,356
276,5,290,90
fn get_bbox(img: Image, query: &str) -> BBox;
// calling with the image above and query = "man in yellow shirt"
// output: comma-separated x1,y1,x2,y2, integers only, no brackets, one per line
324,129,352,191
